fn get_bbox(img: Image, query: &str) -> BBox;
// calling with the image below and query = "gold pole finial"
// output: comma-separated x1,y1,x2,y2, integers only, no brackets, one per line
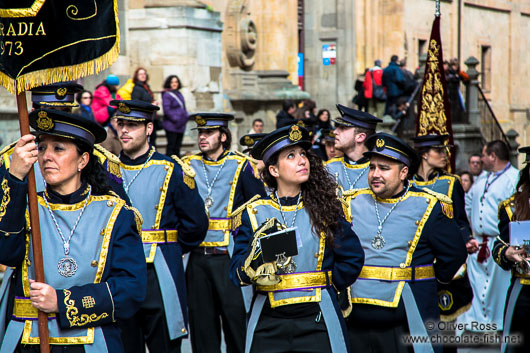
435,0,441,17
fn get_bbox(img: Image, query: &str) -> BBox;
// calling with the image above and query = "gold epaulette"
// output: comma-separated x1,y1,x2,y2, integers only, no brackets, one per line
0,141,16,157
422,188,453,219
94,144,122,178
171,155,197,189
231,194,261,229
123,203,144,234
498,195,516,220
233,150,261,178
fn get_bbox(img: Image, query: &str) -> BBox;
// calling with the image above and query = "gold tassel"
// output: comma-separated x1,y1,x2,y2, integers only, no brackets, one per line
254,262,280,286
124,204,144,234
183,175,195,190
440,201,453,219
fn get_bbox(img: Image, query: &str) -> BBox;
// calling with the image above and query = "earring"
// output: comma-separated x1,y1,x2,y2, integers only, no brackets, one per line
78,168,81,172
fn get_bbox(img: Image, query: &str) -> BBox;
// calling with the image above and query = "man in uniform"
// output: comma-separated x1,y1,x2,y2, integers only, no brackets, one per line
182,113,266,353
239,133,266,174
344,133,467,353
0,83,128,202
458,140,519,347
325,104,382,194
111,100,208,353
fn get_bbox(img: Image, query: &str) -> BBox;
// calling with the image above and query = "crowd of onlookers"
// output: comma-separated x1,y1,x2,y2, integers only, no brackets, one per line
72,68,189,157
352,55,469,126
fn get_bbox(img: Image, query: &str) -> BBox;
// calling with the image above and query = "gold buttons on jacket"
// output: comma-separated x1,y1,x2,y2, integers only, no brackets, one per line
155,205,159,210
107,201,114,207
314,253,319,258
91,260,98,267
415,221,420,225
100,229,105,236
165,166,170,171
408,241,413,247
400,263,406,269
181,328,187,334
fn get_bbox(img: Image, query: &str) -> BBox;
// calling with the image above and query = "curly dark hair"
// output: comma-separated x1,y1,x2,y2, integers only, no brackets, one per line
262,149,343,245
74,141,111,195
513,164,530,221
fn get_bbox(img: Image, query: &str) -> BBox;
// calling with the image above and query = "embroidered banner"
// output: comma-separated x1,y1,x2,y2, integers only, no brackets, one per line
415,15,455,171
0,0,119,94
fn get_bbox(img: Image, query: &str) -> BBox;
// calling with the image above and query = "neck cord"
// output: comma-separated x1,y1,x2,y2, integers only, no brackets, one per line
275,191,302,228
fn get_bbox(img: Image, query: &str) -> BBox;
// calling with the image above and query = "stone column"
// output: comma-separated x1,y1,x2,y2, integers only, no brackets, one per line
464,56,480,127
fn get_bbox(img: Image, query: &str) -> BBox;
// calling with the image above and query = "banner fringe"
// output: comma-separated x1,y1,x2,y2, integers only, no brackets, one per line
2,0,120,95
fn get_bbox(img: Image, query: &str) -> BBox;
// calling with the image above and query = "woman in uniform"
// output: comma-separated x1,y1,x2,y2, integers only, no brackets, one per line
0,109,146,353
494,146,530,353
229,125,364,353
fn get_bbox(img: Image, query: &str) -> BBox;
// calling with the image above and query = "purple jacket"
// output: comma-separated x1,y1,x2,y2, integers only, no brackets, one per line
162,90,189,133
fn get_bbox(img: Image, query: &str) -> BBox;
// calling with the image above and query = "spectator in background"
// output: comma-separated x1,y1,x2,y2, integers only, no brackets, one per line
73,90,95,122
352,70,368,111
93,75,122,155
468,153,483,180
131,67,160,148
399,59,417,97
248,118,264,134
162,75,189,157
382,55,406,115
387,96,409,122
316,109,332,130
460,171,473,193
363,60,385,118
92,74,121,126
275,100,297,128
446,58,468,123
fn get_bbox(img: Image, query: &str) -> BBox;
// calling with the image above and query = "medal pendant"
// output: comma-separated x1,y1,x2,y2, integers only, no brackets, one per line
204,196,214,209
371,234,385,250
58,257,78,277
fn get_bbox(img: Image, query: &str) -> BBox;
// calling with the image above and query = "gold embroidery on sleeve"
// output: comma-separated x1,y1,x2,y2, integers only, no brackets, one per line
0,178,11,223
64,289,108,327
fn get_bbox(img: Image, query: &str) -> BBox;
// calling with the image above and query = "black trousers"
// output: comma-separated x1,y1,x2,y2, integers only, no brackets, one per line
165,131,184,157
250,311,331,353
120,265,181,353
348,319,414,353
186,252,246,353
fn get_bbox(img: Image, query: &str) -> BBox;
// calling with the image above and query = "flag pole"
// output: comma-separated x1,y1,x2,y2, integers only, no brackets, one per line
15,88,50,353
435,0,441,17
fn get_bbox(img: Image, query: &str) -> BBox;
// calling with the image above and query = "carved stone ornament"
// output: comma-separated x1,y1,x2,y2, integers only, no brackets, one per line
225,0,257,71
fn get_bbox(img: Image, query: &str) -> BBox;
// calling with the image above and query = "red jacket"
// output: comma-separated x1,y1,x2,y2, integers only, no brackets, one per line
92,84,122,125
363,67,383,99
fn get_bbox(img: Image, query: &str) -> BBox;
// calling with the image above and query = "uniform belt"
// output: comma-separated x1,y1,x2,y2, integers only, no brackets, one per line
513,271,530,279
141,229,178,243
358,265,435,282
13,297,56,320
208,219,232,231
193,247,228,255
256,271,332,292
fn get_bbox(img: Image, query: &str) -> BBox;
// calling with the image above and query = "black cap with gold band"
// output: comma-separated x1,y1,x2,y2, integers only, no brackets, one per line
29,109,107,147
333,103,382,129
110,100,160,122
251,125,312,164
364,132,418,167
240,133,267,154
320,128,336,143
411,134,452,149
189,112,234,130
31,83,83,108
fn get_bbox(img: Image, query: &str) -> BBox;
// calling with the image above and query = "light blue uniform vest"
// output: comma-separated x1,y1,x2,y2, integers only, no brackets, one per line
347,189,438,353
325,157,369,192
121,160,187,340
243,199,348,353
0,195,123,353
188,154,246,250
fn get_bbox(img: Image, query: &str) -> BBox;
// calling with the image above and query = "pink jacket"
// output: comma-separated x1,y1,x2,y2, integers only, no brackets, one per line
92,84,122,125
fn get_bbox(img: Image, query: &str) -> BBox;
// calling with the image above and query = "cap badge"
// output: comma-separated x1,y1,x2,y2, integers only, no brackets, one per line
375,138,385,151
36,111,54,131
196,116,206,126
296,120,306,128
118,103,131,114
289,125,302,142
244,136,254,146
55,87,68,99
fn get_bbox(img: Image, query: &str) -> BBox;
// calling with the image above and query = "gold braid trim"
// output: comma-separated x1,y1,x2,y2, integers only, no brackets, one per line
63,289,109,327
422,187,453,219
233,151,260,179
242,218,280,285
0,178,10,223
123,204,144,234
231,195,261,229
0,141,16,157
94,144,122,178
171,155,196,189
498,195,515,221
